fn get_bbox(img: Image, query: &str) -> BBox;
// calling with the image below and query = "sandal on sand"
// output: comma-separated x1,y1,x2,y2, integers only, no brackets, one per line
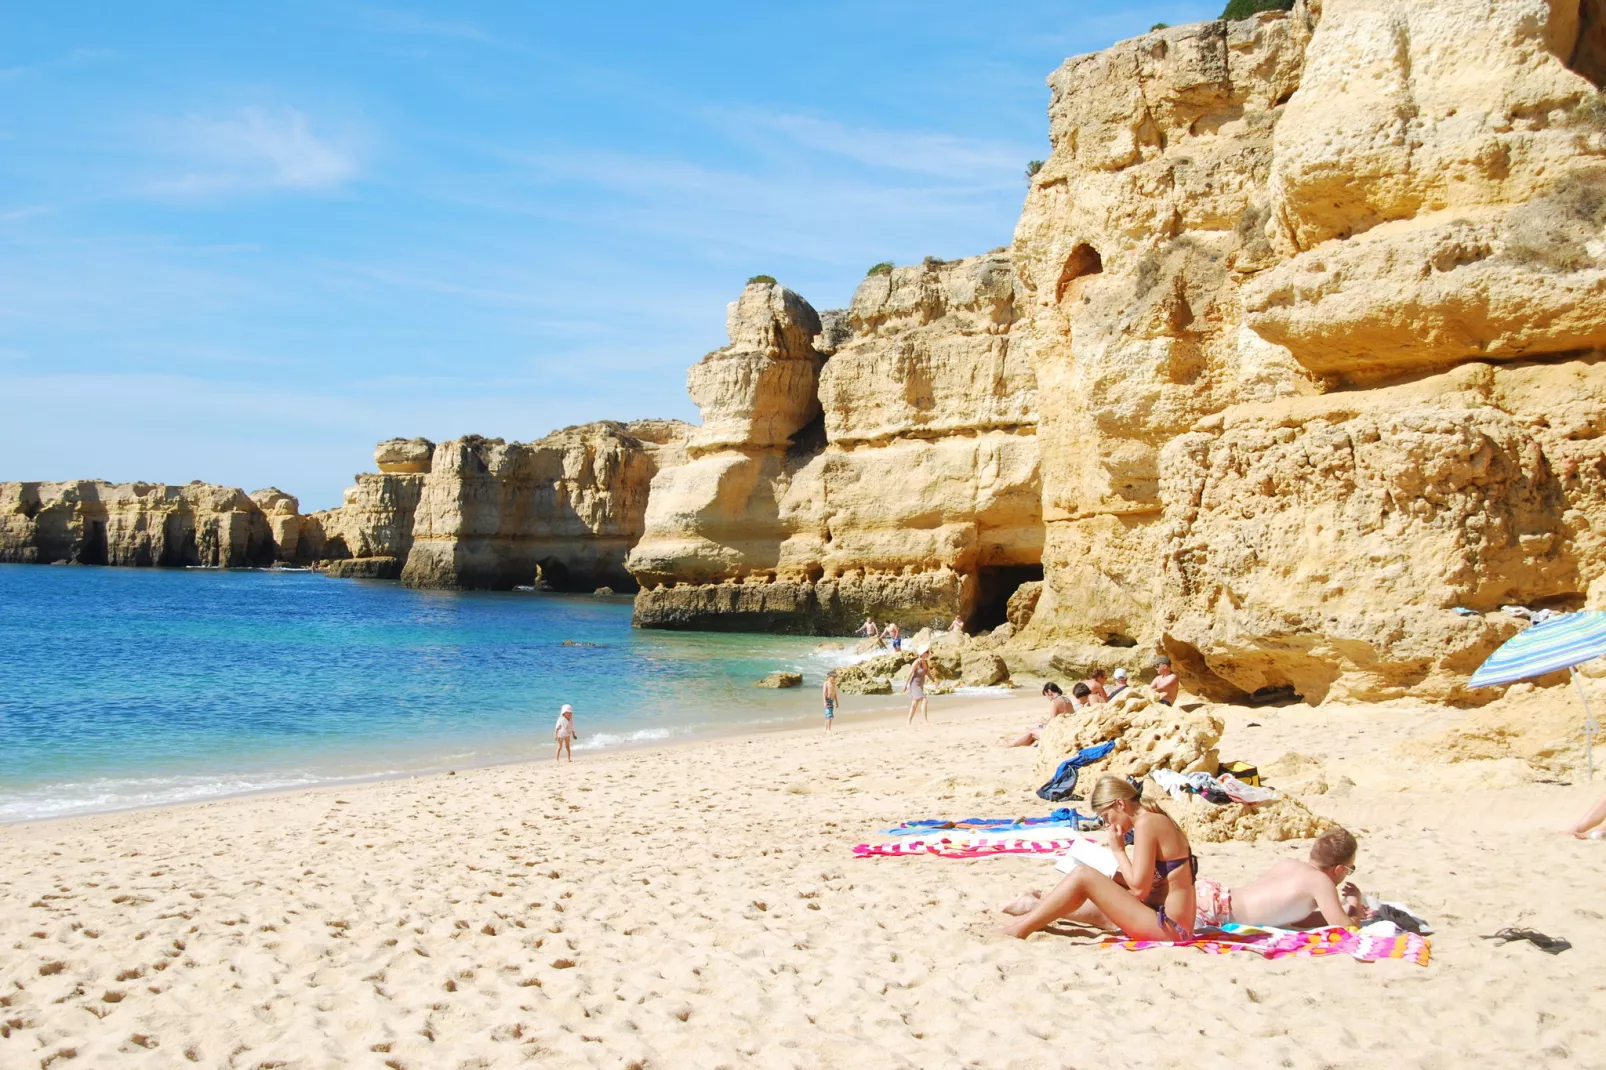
1480,927,1572,954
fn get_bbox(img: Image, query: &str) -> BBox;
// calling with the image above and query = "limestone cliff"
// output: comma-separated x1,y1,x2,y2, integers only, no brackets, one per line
629,259,1041,632
0,481,278,568
399,421,690,591
1012,0,1606,701
307,439,434,580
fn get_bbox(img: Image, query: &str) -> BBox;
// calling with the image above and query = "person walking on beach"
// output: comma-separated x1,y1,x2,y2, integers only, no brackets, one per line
822,670,839,734
905,651,931,725
554,703,578,762
1152,657,1180,706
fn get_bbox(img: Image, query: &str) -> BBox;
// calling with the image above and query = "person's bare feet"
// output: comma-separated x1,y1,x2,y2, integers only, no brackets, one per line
1000,890,1041,916
998,918,1032,938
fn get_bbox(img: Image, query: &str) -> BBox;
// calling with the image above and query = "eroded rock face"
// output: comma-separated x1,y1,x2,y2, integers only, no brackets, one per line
1030,691,1224,784
630,259,1042,632
0,481,277,568
1011,0,1606,701
374,437,435,474
399,421,691,591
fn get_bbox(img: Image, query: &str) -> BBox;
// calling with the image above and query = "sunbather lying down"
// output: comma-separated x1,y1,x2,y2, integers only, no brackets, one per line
1001,826,1371,934
1193,828,1371,929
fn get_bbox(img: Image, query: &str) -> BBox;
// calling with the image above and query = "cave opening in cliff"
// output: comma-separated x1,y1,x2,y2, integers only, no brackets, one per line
1055,244,1103,303
1569,0,1606,89
76,520,108,566
971,565,1043,632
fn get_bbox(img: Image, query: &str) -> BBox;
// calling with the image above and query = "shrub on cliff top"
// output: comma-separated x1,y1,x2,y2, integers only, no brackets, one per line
866,261,894,277
1026,159,1044,180
747,274,777,286
1221,0,1293,19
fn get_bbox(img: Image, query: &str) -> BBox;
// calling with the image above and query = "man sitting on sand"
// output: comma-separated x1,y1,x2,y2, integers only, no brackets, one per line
1105,667,1129,700
1194,827,1372,929
1008,682,1075,747
1152,657,1180,706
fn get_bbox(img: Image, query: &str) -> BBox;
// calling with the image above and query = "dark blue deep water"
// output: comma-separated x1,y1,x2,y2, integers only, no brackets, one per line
0,565,840,821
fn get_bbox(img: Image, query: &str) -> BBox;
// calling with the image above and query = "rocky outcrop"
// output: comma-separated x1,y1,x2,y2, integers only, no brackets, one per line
1030,691,1224,783
1010,0,1606,702
630,260,1042,633
398,421,690,591
0,481,278,568
309,440,434,580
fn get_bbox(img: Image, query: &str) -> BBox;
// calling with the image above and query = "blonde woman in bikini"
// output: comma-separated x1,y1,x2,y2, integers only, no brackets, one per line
1000,775,1196,939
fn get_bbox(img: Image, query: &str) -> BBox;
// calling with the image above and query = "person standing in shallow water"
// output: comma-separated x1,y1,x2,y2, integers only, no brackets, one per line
905,651,931,725
553,703,578,762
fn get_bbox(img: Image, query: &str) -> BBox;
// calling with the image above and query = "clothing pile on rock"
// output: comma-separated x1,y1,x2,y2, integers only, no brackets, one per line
1149,768,1278,805
1035,742,1117,802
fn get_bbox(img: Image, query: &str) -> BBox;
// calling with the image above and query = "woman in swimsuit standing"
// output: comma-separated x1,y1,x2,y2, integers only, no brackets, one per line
905,651,932,725
1000,775,1196,939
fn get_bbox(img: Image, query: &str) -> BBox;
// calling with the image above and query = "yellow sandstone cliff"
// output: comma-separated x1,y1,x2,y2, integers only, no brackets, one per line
1014,0,1606,702
627,255,1041,632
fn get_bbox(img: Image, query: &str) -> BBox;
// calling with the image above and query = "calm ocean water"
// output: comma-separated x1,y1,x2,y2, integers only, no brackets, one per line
0,565,854,822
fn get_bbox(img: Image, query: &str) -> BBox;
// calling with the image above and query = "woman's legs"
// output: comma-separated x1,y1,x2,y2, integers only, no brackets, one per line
1007,729,1039,748
999,868,1176,940
1573,792,1606,838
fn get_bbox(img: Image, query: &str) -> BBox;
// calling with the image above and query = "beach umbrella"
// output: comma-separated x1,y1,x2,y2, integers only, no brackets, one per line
1469,610,1606,779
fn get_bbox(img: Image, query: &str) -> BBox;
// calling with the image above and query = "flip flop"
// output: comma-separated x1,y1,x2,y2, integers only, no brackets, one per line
1480,927,1572,954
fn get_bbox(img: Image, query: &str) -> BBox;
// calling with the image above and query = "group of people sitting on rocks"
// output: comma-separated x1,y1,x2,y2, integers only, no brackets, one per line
1007,657,1180,748
999,774,1371,940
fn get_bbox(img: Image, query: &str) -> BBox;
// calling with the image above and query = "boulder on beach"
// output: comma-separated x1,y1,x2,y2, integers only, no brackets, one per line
961,652,1010,687
756,671,803,688
1169,794,1331,844
1030,690,1223,784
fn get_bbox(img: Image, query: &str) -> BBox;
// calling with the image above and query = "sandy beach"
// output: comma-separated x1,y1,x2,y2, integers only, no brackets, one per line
2,690,1604,1069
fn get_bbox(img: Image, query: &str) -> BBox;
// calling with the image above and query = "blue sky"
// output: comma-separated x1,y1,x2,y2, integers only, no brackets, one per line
1,1,1219,509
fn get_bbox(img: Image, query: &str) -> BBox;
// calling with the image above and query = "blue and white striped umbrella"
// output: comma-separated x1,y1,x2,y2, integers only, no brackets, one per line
1469,610,1606,687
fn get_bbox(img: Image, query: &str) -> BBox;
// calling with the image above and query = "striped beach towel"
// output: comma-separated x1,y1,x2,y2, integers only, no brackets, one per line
853,836,1092,859
1104,923,1431,966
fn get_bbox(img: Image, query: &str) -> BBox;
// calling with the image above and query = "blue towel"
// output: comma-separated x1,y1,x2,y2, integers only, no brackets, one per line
1035,741,1116,802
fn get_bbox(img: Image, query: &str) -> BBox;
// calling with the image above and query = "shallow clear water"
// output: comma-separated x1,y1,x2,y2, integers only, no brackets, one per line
0,565,854,821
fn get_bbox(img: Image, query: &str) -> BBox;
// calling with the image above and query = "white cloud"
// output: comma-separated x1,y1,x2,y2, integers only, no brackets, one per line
725,109,1030,183
147,107,361,197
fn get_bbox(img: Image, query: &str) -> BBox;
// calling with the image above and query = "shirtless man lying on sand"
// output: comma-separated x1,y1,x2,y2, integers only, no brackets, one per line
1193,827,1372,929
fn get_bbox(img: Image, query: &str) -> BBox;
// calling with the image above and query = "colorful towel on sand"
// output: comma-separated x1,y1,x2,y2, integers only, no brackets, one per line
880,809,1094,836
1104,923,1430,966
854,836,1093,859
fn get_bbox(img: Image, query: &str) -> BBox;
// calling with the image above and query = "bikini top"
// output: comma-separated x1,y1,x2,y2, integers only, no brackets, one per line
1124,829,1198,881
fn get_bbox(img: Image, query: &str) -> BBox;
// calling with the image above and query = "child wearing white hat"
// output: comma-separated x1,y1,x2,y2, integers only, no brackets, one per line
554,704,578,763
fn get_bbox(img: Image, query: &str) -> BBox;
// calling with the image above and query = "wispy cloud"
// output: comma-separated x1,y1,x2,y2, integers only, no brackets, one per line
0,48,114,81
354,7,497,44
724,109,1029,182
144,107,361,198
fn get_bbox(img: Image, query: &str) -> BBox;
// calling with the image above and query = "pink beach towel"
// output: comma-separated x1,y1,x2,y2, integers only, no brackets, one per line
1104,924,1431,966
853,837,1091,860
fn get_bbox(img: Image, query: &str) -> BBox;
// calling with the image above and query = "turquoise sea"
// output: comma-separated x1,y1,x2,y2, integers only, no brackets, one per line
0,565,857,822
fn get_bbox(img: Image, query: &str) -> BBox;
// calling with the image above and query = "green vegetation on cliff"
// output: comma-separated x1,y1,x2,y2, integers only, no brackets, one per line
1221,0,1293,19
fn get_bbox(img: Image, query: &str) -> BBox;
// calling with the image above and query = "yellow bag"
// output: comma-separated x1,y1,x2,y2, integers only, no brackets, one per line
1218,760,1260,787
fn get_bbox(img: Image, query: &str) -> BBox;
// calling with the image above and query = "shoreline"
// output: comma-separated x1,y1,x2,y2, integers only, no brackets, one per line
0,688,1029,830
